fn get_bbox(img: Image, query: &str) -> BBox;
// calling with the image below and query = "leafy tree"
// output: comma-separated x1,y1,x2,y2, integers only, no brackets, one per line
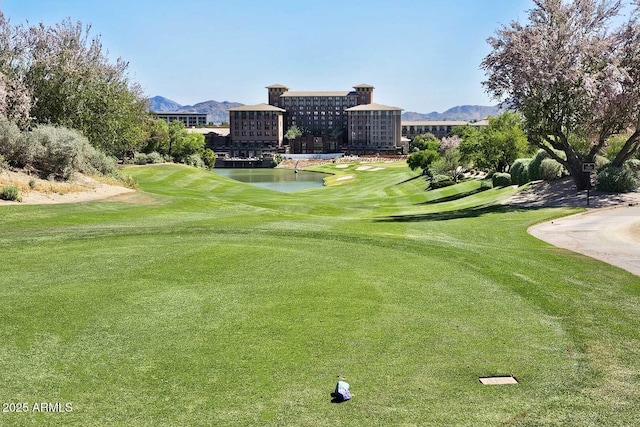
2,17,150,159
482,0,640,190
142,118,170,154
410,133,439,152
407,149,439,175
173,132,205,163
285,124,302,141
202,148,216,170
459,112,530,172
168,120,187,158
0,13,31,128
430,148,463,182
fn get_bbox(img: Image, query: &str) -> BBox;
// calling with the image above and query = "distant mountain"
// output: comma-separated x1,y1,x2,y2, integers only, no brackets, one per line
149,96,500,124
148,96,244,124
401,105,501,122
148,96,182,113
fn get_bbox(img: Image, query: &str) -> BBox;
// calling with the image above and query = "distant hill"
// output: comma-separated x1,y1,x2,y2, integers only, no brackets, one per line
148,96,244,124
401,105,501,122
149,96,500,124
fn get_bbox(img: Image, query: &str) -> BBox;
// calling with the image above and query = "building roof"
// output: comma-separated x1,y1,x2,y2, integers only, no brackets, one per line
345,103,403,112
280,91,352,97
401,120,469,126
227,103,286,112
155,112,207,116
266,84,289,89
353,83,374,89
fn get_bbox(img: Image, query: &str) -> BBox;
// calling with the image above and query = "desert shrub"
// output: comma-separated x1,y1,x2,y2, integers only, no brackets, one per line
492,172,511,187
183,154,205,168
595,154,609,170
113,171,138,189
528,150,550,180
596,164,639,193
429,175,455,189
539,158,564,181
0,116,38,168
510,158,532,185
86,149,117,175
27,125,89,180
626,158,640,172
147,151,164,164
133,152,151,165
0,154,8,170
0,185,21,201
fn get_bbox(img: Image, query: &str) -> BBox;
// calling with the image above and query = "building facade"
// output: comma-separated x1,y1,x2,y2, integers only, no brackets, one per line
226,104,286,158
229,84,406,155
156,112,208,127
345,103,403,155
401,121,469,140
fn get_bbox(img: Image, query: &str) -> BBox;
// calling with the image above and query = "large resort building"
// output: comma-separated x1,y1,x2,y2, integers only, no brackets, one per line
223,84,404,158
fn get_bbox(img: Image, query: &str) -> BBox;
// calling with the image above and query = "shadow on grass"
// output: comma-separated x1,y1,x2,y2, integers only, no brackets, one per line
375,204,546,222
421,187,490,205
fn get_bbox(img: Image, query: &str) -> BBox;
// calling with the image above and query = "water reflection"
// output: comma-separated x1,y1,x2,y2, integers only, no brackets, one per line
214,168,327,193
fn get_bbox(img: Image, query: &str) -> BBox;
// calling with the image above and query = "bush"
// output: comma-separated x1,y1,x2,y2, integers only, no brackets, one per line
0,115,37,168
0,185,21,202
492,172,512,187
596,164,639,193
27,126,90,180
626,158,640,172
528,150,550,180
183,154,205,168
510,158,532,185
539,158,564,181
429,174,455,189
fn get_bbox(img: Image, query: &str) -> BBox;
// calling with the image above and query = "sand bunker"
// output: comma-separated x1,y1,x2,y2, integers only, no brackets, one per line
336,175,354,181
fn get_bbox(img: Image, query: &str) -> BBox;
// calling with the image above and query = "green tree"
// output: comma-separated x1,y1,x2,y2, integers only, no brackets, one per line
285,125,302,141
142,118,170,154
410,133,439,152
202,148,216,170
407,149,439,176
173,132,205,163
459,112,529,172
16,18,148,159
430,148,463,182
168,120,187,158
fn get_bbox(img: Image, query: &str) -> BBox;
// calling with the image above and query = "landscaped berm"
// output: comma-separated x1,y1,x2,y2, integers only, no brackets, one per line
1,162,639,426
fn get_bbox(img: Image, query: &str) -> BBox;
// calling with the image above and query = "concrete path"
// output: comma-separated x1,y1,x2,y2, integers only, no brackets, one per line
529,205,640,277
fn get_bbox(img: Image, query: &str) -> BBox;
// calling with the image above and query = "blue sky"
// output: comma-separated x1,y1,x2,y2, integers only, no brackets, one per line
2,0,536,112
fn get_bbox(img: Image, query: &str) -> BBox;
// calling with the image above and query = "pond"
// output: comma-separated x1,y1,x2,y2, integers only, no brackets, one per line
213,168,328,193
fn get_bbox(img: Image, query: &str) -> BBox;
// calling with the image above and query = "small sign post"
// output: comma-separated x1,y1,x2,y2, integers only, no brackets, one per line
582,163,596,206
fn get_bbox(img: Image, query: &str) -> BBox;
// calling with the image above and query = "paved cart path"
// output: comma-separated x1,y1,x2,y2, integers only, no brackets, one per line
529,205,640,277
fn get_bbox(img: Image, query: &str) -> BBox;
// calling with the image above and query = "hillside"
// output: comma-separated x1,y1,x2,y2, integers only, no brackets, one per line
149,95,500,124
148,96,244,124
401,105,501,121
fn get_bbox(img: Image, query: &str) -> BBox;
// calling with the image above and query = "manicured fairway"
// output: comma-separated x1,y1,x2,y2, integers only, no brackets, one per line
1,163,639,426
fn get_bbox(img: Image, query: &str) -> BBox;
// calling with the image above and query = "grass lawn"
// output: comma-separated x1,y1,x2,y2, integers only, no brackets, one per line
1,162,639,426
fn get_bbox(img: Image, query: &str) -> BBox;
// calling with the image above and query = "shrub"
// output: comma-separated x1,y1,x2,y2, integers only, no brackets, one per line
626,158,640,172
492,172,511,187
147,151,164,164
28,125,87,180
0,185,21,202
133,152,151,165
86,149,117,176
596,164,639,193
539,158,564,181
528,150,550,180
0,115,37,168
0,154,8,170
429,175,455,189
510,158,532,185
183,154,205,168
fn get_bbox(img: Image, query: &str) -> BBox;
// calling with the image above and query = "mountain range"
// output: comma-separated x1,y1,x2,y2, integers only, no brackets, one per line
148,96,500,124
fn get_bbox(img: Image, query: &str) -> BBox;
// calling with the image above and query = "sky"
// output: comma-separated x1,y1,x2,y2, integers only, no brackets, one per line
1,0,539,113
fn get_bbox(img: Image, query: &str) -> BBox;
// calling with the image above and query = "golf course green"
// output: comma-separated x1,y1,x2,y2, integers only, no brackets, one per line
1,162,638,426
